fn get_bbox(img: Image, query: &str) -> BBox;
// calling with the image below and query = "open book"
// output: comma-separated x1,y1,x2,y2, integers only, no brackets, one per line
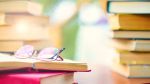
0,53,88,72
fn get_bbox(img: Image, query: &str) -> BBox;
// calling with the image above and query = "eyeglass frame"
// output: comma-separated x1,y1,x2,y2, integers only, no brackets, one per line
14,45,65,61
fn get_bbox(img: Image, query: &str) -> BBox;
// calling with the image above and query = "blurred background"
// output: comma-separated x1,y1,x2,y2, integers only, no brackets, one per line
35,0,116,84
1,0,149,84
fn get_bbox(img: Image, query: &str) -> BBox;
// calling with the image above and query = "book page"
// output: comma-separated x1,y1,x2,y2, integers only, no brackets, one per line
0,53,88,71
0,53,38,63
0,53,86,64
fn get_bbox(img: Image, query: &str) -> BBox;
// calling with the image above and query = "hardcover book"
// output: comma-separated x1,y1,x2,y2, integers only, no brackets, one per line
109,14,150,30
111,39,150,51
0,0,42,15
112,60,150,78
116,51,150,64
0,12,5,25
25,40,53,51
0,41,24,52
108,0,150,1
107,1,150,14
112,30,150,39
5,14,49,27
0,40,52,52
0,26,49,40
0,72,74,84
112,71,150,84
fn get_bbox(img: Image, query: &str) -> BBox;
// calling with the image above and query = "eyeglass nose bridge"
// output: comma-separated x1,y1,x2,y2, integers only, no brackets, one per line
32,50,38,57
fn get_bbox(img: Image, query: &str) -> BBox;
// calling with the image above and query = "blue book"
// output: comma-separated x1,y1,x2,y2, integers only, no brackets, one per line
107,0,150,14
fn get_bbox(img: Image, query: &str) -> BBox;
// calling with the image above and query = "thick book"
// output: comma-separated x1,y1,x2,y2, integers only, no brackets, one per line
0,0,42,15
0,72,74,84
0,12,5,25
5,14,49,27
108,0,150,1
116,51,150,64
112,30,150,39
25,40,53,51
0,41,24,52
111,39,150,51
112,71,150,84
112,60,150,78
0,26,49,40
109,14,150,30
0,40,52,52
107,1,150,14
0,0,35,1
0,53,88,72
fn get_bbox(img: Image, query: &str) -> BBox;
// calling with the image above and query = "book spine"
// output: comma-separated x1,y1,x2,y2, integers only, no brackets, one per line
107,0,150,2
107,0,150,14
107,1,111,13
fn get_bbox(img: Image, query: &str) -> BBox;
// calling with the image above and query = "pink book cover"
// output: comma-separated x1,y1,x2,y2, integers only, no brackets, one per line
0,72,74,84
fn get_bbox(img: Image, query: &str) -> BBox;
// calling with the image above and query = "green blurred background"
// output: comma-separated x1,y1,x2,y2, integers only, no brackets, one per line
35,0,104,60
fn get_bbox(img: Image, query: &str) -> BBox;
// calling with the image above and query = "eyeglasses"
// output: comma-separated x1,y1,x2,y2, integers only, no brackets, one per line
14,45,64,61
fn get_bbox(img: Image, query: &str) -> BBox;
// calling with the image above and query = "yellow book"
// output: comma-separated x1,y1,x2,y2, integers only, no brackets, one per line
0,26,49,40
24,40,53,50
0,0,42,15
0,12,5,25
113,30,150,39
0,41,24,52
0,40,52,52
108,2,150,14
0,53,88,72
117,51,150,64
112,71,150,84
109,14,150,30
111,39,150,51
5,14,49,26
112,60,150,78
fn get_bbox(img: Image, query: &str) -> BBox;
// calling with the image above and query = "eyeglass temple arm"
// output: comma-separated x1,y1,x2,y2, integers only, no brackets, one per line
50,48,65,59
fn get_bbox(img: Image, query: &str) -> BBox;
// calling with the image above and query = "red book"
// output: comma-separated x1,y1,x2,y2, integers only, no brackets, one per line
0,72,74,84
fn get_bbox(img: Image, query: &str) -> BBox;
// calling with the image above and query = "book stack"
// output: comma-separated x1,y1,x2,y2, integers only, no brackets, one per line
0,0,52,53
0,53,89,84
107,0,150,83
0,0,89,84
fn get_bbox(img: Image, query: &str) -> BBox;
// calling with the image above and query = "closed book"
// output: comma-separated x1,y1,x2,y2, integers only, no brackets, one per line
0,26,49,40
0,72,74,84
0,12,5,25
112,71,150,84
0,54,88,72
107,0,149,2
0,0,35,1
107,1,150,14
112,30,150,39
117,51,150,64
0,40,52,52
0,0,42,15
111,39,150,51
0,41,24,52
112,60,150,78
109,14,150,30
5,14,49,27
24,40,53,51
